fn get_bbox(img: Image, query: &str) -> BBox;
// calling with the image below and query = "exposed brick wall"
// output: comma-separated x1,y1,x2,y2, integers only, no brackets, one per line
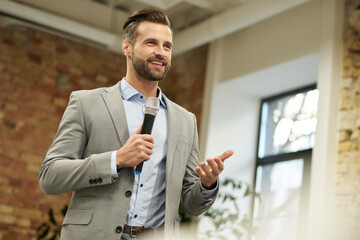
0,19,207,239
336,0,360,238
160,44,208,129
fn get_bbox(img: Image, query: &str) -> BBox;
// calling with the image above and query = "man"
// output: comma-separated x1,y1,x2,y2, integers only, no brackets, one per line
39,8,233,240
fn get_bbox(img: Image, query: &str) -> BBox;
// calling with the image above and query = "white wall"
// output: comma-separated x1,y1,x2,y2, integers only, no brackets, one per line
200,1,343,239
206,79,260,184
201,0,321,191
220,0,321,82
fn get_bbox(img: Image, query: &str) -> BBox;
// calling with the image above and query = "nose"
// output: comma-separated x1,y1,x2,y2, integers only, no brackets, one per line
155,46,166,58
154,52,165,60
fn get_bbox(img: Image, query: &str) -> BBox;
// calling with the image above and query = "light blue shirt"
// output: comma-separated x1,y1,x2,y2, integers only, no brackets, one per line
111,78,217,228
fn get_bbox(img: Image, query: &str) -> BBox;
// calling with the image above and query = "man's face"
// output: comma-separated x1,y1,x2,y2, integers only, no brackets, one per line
130,21,173,81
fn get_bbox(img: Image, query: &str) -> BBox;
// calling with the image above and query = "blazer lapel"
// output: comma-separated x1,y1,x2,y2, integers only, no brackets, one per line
101,82,129,146
164,96,181,181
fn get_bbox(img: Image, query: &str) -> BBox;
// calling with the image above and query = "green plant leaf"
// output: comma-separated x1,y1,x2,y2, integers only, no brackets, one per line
61,204,68,217
244,187,251,197
223,178,230,186
37,223,50,239
48,208,57,225
49,232,57,240
233,228,243,238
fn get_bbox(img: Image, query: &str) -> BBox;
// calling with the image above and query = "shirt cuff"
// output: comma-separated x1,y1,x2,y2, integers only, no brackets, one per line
110,151,120,179
200,181,218,200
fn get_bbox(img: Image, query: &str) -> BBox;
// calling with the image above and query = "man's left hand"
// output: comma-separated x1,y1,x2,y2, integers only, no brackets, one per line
195,150,234,189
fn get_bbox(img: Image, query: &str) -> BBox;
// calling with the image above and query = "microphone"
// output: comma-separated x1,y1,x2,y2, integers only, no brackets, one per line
135,97,160,175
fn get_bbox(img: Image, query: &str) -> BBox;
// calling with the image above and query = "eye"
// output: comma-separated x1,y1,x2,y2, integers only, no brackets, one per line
164,43,172,50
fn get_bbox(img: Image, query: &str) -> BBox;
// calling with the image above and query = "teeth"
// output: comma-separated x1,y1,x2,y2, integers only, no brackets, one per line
151,61,163,66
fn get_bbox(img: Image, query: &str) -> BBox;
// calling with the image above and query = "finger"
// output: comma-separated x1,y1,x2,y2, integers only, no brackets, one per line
141,153,151,161
207,158,221,175
142,140,154,150
195,167,205,178
201,161,213,177
140,145,153,156
214,157,224,171
134,124,143,134
218,149,234,162
140,134,154,144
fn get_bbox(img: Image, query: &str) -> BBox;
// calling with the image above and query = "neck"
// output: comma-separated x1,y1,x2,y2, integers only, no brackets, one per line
125,72,159,101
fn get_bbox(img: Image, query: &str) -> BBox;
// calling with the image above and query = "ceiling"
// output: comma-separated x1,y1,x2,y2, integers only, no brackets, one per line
10,0,248,34
0,0,311,54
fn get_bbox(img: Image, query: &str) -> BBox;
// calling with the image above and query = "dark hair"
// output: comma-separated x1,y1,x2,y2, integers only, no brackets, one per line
122,8,172,46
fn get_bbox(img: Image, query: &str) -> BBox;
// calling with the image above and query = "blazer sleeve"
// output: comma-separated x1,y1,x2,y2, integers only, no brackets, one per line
180,114,217,216
39,91,113,195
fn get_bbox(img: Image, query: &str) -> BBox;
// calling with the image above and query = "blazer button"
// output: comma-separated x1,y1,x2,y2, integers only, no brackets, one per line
115,226,122,233
98,178,103,183
93,178,98,184
89,179,94,184
125,191,132,197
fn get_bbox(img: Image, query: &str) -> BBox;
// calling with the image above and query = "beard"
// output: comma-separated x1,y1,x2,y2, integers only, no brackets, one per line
131,53,170,81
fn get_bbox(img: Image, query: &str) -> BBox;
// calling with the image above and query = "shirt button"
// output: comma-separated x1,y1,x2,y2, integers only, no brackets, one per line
134,214,137,218
140,96,143,99
115,226,122,233
140,184,143,187
125,191,132,197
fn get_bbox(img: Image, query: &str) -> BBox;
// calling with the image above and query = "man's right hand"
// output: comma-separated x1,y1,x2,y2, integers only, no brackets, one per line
116,124,154,169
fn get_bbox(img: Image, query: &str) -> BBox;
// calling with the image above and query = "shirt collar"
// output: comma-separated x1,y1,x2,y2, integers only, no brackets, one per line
120,78,167,108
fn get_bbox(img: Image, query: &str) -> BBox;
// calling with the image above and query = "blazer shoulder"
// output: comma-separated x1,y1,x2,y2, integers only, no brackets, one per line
71,82,120,100
72,87,106,98
165,96,195,119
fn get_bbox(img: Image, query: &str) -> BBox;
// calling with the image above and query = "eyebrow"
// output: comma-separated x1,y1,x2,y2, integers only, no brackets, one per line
145,38,173,47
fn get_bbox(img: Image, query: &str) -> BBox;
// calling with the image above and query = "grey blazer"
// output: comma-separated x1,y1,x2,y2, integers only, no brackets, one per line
39,81,217,240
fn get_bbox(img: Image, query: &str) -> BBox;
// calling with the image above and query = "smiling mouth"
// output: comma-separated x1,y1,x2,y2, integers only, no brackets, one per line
149,60,165,66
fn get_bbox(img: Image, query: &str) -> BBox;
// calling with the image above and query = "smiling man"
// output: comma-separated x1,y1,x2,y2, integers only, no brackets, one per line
39,8,233,240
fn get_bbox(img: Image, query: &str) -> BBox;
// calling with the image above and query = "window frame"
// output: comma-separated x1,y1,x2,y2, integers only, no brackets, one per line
251,84,316,240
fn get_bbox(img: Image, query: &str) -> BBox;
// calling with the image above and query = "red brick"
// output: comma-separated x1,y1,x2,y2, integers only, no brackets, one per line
38,203,50,212
12,160,27,170
27,53,42,64
0,195,10,205
56,63,69,72
30,36,42,45
56,44,68,54
9,198,22,208
23,180,38,190
0,27,9,36
6,64,20,74
9,179,22,188
0,223,9,230
2,38,15,46
1,233,16,240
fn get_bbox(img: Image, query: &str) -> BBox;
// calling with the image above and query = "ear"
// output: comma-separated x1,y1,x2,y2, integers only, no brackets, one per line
122,40,132,57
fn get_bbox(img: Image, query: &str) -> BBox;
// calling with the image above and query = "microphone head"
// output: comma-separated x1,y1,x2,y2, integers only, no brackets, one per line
144,97,160,116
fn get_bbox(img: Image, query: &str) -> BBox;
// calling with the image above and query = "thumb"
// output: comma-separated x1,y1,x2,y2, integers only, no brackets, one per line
218,149,234,162
135,124,143,134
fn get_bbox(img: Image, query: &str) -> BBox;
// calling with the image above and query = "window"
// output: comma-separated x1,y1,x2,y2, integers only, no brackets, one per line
252,85,318,240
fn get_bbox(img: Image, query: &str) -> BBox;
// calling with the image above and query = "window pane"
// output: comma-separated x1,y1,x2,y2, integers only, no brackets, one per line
258,88,318,158
253,159,304,240
253,159,304,219
252,217,298,240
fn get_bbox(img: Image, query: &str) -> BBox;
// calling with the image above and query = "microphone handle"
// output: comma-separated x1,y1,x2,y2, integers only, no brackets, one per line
140,114,155,135
135,114,156,175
